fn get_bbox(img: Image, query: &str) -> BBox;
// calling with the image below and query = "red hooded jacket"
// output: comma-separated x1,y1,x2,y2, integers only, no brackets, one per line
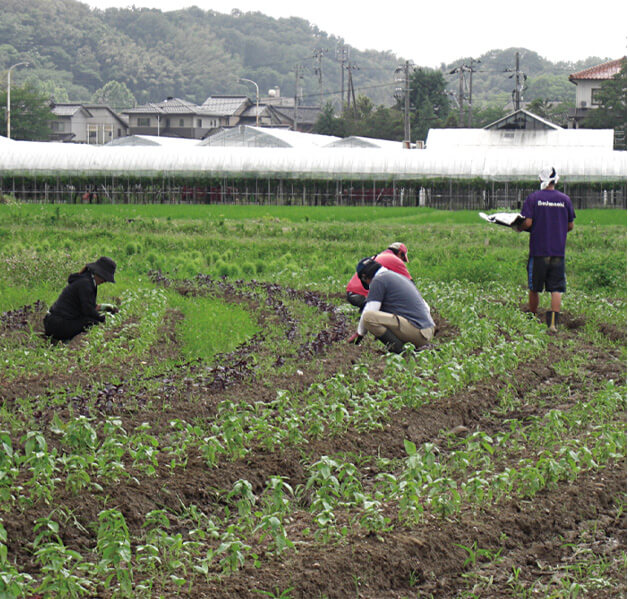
346,249,412,297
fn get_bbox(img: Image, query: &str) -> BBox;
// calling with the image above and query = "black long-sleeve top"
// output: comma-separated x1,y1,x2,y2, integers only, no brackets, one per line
49,271,104,322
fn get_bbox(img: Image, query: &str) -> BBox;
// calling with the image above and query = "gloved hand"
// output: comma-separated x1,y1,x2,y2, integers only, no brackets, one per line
347,332,363,345
99,303,119,314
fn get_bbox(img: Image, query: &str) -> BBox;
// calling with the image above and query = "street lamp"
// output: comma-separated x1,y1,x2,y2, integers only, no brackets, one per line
6,62,29,139
239,78,259,127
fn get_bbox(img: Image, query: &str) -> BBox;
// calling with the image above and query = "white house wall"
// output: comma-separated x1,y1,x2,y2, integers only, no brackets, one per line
68,113,90,143
575,80,600,109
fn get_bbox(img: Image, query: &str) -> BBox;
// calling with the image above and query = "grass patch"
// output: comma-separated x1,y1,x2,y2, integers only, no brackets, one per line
167,292,259,361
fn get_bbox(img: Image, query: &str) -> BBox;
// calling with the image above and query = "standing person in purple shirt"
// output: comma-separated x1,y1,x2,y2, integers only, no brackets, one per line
519,167,575,332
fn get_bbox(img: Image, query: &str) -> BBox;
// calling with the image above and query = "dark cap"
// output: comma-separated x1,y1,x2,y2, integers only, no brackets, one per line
87,256,116,283
356,256,381,290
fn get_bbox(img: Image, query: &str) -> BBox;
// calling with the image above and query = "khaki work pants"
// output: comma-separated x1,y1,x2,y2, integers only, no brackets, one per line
362,310,434,348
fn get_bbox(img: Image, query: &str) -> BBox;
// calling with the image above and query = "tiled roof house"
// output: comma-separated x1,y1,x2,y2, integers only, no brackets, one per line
122,96,254,139
567,57,626,128
50,103,128,144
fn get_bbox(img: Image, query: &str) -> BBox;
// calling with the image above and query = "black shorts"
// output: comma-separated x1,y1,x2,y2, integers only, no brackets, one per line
527,256,566,293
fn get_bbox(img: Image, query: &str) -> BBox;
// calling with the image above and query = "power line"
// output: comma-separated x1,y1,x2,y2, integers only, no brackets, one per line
299,80,398,103
244,53,318,70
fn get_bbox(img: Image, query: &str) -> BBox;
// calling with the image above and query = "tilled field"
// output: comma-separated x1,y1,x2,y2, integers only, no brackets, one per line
0,275,625,598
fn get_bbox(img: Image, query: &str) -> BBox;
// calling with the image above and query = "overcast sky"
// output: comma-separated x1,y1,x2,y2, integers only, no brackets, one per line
87,0,627,68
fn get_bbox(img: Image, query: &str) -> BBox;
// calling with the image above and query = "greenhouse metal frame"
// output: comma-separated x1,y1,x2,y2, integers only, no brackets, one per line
0,140,625,209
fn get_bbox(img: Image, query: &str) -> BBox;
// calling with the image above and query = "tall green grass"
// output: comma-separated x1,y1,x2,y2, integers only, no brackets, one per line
1,204,625,322
2,203,625,225
166,293,259,361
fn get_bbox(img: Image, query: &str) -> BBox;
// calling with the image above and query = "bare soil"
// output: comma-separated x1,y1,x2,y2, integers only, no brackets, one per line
0,285,625,598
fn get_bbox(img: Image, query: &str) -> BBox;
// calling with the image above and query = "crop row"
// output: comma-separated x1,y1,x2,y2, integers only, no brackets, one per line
0,273,624,596
0,288,169,384
0,377,623,596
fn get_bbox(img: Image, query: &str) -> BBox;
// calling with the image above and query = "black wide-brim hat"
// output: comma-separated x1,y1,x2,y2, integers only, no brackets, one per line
87,256,116,283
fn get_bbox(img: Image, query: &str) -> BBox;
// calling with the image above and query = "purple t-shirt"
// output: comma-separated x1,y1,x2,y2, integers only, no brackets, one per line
521,189,575,257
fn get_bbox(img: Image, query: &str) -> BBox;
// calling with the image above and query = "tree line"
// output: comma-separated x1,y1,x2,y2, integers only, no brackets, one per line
0,0,625,146
313,62,626,149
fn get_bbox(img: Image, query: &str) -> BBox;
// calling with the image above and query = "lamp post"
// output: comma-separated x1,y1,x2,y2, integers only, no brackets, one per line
6,62,29,139
239,78,259,127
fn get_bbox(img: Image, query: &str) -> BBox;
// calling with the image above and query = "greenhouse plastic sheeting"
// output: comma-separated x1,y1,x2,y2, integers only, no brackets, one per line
0,140,625,182
426,128,616,150
106,135,202,147
199,125,340,148
324,136,407,149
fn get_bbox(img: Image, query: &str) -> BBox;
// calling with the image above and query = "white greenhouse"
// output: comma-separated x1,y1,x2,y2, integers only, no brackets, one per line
0,121,625,208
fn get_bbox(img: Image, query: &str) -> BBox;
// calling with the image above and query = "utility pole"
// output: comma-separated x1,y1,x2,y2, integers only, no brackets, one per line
465,60,480,127
293,63,303,131
336,42,347,113
505,51,527,111
458,66,464,127
346,61,359,115
395,60,413,147
514,51,521,110
449,64,466,127
312,48,327,108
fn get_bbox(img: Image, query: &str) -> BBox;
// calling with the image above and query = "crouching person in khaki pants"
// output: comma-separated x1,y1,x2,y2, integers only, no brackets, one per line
347,257,435,354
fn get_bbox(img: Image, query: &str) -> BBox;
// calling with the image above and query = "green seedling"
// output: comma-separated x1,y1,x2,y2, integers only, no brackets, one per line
96,508,133,596
253,586,295,598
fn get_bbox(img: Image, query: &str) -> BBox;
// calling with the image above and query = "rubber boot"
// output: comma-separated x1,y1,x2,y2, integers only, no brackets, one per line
545,311,560,333
376,329,405,354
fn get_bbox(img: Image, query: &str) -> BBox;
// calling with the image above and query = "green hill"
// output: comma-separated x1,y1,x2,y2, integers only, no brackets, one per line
0,0,614,109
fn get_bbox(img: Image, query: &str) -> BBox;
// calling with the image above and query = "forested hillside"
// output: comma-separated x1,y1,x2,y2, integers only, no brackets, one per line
0,0,613,109
441,49,608,106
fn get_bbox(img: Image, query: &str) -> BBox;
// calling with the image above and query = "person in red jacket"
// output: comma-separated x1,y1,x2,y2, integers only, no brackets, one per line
346,242,411,310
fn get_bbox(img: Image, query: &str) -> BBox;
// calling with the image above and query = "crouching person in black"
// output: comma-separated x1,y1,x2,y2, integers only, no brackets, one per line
44,256,118,342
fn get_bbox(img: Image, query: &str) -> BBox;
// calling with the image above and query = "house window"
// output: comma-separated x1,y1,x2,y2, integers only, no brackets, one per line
137,117,150,127
197,119,202,127
591,88,603,106
179,118,185,127
166,118,171,128
51,121,65,132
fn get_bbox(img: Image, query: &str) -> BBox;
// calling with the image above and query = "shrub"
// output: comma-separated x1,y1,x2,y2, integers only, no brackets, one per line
241,261,255,276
